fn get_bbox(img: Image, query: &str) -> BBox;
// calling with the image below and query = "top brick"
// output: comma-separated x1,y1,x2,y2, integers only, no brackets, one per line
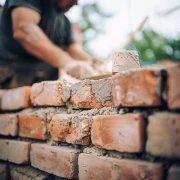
1,86,31,111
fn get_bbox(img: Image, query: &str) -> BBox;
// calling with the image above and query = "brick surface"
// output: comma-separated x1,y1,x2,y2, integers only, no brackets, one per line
91,113,145,152
167,64,180,109
11,166,53,180
31,81,67,107
78,153,163,180
112,68,162,107
49,114,91,145
0,90,6,110
30,143,79,179
1,86,31,111
70,78,113,109
0,114,18,136
146,112,180,158
167,166,180,180
0,163,10,180
0,139,30,164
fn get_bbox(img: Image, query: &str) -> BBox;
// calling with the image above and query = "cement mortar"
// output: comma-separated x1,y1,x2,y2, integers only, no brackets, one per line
83,146,106,156
62,84,71,102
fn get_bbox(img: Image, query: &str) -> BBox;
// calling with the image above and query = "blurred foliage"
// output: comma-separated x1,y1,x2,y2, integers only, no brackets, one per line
79,3,113,51
127,29,180,65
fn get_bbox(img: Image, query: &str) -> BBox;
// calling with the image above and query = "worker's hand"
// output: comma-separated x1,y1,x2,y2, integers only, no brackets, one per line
64,61,99,79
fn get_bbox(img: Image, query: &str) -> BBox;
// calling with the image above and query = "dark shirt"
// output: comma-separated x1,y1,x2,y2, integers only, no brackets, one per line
0,0,75,63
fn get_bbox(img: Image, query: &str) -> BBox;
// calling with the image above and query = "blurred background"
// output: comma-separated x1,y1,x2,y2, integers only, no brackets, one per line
0,0,180,67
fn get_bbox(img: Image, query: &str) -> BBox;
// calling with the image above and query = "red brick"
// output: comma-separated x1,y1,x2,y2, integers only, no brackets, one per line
30,143,79,179
70,78,113,109
167,64,180,109
0,163,10,180
0,114,18,136
11,166,53,180
49,114,91,145
91,113,145,152
31,81,66,107
78,153,163,180
146,112,180,158
167,166,180,180
1,86,31,111
0,139,30,164
112,68,162,107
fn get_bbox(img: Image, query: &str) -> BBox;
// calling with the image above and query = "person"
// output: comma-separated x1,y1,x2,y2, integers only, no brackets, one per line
0,0,103,89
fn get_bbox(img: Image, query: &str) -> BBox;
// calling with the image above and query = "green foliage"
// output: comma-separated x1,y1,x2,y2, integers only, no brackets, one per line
128,29,180,65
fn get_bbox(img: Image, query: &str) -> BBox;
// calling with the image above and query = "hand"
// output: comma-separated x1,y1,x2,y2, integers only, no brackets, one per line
64,60,99,79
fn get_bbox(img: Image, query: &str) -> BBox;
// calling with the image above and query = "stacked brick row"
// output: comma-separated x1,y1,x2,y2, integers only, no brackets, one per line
0,62,180,180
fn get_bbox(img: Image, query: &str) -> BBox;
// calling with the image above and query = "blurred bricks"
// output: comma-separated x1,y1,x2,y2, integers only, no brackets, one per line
30,143,79,179
31,81,67,107
49,114,91,145
167,64,180,109
11,166,53,180
146,112,180,158
1,86,31,111
0,90,6,110
0,139,31,164
167,166,180,180
0,114,18,136
91,113,145,152
70,78,113,109
0,163,10,180
78,153,163,180
112,68,162,107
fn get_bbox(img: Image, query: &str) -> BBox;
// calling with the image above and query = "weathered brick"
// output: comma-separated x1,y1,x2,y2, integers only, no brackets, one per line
19,108,67,140
91,113,145,152
70,78,113,109
1,86,31,111
167,166,180,180
0,90,6,110
30,143,79,179
11,166,53,180
49,114,91,145
0,139,30,164
0,114,18,136
112,68,162,107
0,162,10,180
31,81,67,107
78,153,163,180
146,112,180,158
167,64,180,109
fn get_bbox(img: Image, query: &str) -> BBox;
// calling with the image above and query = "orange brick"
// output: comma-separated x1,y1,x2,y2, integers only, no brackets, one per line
0,139,30,164
70,78,113,109
167,64,180,109
31,81,67,107
49,114,91,145
146,112,180,158
0,163,10,180
1,86,31,111
112,68,162,107
78,153,163,180
30,143,79,179
91,113,145,152
0,114,18,136
167,166,180,180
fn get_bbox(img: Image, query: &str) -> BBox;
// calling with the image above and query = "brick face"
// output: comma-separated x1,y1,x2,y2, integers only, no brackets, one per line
0,139,31,164
0,114,18,136
167,166,180,180
167,64,180,109
91,113,145,152
146,112,180,158
30,143,79,179
70,78,113,109
1,86,31,111
31,81,66,107
0,90,6,110
78,153,163,180
112,68,162,107
49,114,91,145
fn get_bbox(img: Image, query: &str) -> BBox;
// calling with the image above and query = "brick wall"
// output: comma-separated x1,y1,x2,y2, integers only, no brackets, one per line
0,59,179,180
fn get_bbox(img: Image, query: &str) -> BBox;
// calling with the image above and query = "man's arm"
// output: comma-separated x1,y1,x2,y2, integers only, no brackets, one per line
12,7,74,68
